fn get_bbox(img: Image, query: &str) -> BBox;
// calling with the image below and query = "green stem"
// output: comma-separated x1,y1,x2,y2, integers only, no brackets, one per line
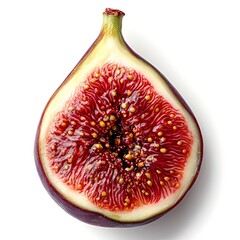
101,8,125,38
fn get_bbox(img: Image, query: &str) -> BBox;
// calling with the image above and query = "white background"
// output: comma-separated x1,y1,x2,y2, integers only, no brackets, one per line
0,0,239,239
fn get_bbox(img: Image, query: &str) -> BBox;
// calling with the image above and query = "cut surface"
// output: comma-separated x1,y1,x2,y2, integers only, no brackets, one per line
36,8,202,224
41,63,197,221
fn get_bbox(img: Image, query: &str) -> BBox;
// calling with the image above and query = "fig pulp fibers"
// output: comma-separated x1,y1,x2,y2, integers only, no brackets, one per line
46,63,193,212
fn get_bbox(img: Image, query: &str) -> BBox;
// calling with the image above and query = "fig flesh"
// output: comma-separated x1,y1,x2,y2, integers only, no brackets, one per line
35,8,203,227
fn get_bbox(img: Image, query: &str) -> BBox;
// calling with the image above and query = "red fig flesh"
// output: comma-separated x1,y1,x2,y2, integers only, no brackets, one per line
35,8,203,227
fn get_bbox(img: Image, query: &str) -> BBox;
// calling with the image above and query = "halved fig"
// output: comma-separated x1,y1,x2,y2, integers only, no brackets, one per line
35,8,203,227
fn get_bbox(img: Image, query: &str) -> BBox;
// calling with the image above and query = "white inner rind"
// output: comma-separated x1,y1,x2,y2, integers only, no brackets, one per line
39,34,201,222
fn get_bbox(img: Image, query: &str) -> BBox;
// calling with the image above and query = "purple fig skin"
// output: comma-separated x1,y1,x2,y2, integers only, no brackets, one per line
34,9,203,227
35,126,202,227
34,66,203,228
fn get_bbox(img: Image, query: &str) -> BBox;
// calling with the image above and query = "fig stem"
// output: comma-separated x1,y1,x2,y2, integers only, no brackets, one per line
102,8,125,39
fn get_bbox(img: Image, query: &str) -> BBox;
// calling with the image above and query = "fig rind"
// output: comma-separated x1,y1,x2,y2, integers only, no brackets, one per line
35,8,203,227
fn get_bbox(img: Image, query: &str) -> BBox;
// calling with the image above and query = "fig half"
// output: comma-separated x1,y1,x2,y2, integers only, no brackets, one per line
35,8,203,227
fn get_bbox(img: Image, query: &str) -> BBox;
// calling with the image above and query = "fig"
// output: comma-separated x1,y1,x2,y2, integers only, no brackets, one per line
35,8,203,227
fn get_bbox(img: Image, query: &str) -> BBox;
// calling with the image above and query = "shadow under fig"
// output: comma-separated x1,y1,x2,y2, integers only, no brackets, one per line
89,122,216,240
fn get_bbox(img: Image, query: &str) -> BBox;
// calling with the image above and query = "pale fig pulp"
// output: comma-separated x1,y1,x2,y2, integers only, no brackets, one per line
35,8,203,227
